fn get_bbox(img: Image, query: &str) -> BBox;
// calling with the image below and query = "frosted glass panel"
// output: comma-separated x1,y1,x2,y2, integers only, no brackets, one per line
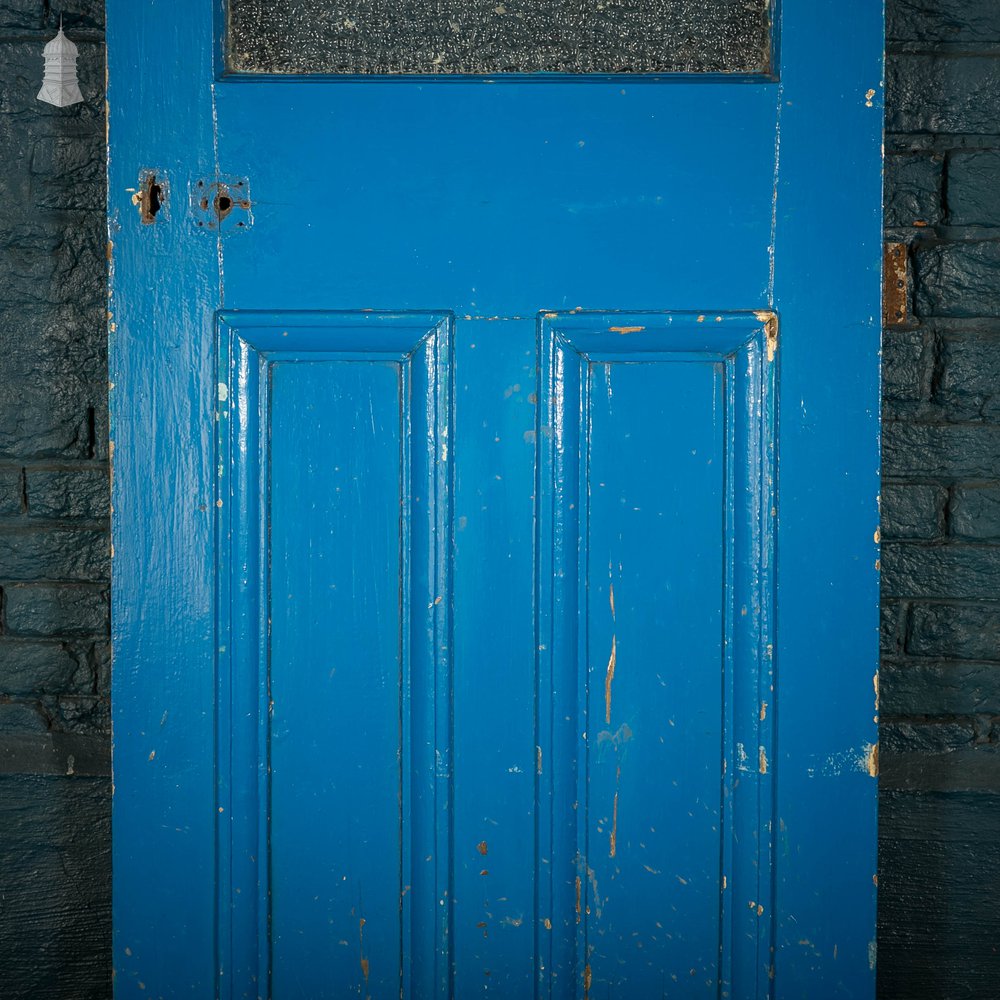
226,0,772,75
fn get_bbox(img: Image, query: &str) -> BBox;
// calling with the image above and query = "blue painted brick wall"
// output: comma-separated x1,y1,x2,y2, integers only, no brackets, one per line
0,3,111,998
880,1,1000,996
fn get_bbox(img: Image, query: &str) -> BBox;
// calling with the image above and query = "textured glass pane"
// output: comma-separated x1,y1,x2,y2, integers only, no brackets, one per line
226,0,772,75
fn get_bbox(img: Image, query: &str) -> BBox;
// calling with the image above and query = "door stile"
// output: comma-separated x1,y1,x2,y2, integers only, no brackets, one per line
770,3,882,992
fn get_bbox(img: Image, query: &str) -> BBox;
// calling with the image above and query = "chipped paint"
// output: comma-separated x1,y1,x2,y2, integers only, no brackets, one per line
759,746,768,774
755,310,778,362
608,325,644,335
609,791,618,857
865,743,878,778
814,744,880,778
604,636,616,724
358,917,369,987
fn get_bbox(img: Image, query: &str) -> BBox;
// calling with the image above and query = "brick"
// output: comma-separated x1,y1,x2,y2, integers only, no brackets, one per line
41,694,109,737
914,241,1000,318
3,585,108,638
0,700,48,734
0,384,98,460
883,421,1000,479
27,468,108,520
887,0,1000,43
950,485,1000,540
0,302,107,381
881,660,1000,715
0,776,111,996
0,121,32,208
887,55,1000,135
907,602,1000,660
880,744,1000,792
935,330,1000,421
881,598,905,655
0,527,109,582
0,467,23,516
882,542,1000,600
0,640,94,695
882,718,978,755
0,2,104,31
880,792,1000,994
30,135,105,212
0,220,105,310
881,483,944,540
885,154,942,227
91,398,109,462
947,150,1000,227
92,640,109,697
882,328,931,410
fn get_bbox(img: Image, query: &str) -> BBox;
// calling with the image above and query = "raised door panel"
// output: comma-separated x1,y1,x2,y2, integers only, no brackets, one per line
537,313,775,997
217,313,453,999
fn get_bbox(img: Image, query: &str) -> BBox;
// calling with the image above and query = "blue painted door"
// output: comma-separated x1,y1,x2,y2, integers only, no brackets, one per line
108,2,883,998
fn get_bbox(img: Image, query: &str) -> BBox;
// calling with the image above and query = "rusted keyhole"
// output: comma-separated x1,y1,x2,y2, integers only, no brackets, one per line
214,190,234,221
193,178,250,230
136,171,165,224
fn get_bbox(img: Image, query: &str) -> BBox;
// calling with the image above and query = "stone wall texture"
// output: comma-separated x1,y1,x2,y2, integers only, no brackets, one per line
880,0,1000,996
0,3,111,999
1,1,998,997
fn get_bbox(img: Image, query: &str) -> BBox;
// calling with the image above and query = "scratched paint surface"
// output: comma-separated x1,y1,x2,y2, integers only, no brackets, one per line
269,360,401,996
108,1,883,996
586,360,725,992
537,316,777,998
227,0,772,75
215,315,453,998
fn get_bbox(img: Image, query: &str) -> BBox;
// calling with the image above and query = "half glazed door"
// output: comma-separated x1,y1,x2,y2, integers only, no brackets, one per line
108,2,884,998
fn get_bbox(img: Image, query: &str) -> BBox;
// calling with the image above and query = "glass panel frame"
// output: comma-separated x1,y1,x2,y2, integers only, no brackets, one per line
222,0,778,79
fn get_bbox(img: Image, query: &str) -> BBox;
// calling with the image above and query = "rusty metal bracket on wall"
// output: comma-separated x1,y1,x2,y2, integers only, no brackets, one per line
191,176,252,233
883,242,908,327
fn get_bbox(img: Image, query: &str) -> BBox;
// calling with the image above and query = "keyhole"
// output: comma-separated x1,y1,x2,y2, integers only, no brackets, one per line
138,171,165,224
146,182,162,218
215,191,234,220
